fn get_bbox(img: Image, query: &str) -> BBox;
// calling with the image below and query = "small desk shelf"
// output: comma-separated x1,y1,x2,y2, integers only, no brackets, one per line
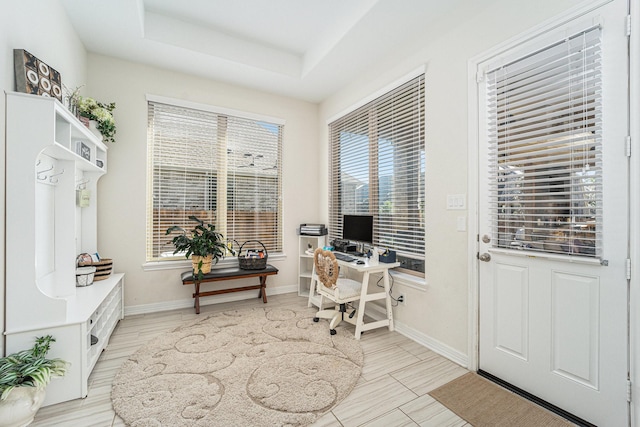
298,235,327,308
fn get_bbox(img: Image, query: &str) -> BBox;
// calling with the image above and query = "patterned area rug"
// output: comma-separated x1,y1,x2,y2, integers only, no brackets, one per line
111,306,363,426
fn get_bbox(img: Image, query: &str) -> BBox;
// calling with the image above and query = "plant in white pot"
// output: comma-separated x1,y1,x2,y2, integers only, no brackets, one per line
76,96,116,143
0,336,67,427
166,216,232,280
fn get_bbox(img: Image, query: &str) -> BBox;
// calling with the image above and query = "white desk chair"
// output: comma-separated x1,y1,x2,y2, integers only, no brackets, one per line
312,248,363,335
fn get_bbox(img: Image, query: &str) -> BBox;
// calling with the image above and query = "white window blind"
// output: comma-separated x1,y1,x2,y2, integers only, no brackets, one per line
329,75,425,272
147,101,282,261
486,27,601,258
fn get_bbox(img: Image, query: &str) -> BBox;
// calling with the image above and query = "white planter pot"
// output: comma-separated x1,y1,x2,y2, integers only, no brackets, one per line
88,120,103,142
0,387,46,427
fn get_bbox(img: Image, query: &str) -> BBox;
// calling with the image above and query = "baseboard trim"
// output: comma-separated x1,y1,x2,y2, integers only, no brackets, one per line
124,285,298,316
365,302,469,368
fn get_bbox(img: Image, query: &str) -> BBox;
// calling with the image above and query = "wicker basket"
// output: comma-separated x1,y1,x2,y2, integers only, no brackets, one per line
192,255,213,275
76,266,96,287
78,258,113,281
238,240,268,270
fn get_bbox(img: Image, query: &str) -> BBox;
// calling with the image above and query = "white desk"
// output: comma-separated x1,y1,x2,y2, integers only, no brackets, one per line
307,254,400,339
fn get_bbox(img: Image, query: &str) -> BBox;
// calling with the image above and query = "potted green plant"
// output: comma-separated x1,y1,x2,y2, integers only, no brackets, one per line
0,335,67,427
76,96,117,143
166,216,231,279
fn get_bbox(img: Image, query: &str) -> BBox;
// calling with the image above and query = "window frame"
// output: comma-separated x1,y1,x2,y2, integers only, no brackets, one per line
484,26,603,260
327,70,426,277
144,95,284,266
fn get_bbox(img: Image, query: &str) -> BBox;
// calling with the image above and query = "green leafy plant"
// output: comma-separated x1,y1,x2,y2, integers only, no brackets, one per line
77,96,117,143
166,216,232,279
0,335,68,400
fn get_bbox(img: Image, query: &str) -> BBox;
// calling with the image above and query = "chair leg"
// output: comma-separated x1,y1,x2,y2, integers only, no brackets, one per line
329,303,347,331
329,312,342,330
315,300,361,336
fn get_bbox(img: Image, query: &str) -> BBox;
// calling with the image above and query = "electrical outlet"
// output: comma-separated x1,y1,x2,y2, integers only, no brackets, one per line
398,294,405,305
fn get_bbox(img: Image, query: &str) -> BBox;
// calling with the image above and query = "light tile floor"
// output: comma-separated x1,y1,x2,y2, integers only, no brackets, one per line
31,293,471,427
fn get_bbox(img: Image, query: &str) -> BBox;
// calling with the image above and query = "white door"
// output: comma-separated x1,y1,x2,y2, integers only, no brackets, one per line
477,1,629,426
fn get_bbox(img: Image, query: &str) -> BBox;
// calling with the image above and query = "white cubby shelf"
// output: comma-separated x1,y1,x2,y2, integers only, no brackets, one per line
4,92,123,406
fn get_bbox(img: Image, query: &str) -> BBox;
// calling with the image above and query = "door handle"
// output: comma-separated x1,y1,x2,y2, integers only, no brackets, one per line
479,253,491,262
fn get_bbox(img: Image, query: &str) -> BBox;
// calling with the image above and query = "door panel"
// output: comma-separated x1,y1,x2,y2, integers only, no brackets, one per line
494,263,529,359
477,1,629,425
551,271,599,388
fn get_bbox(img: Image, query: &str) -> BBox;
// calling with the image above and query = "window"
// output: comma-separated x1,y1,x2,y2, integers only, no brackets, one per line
486,27,601,258
146,100,283,261
328,75,425,275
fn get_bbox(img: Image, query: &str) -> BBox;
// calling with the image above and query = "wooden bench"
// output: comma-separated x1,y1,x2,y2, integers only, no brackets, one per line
181,264,278,314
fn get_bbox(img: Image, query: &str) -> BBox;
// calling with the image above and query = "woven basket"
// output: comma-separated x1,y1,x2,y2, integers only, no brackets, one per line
78,258,113,281
192,255,213,275
238,240,268,270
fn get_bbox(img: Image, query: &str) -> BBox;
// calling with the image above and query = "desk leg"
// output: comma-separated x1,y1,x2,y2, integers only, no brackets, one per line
258,275,268,303
354,271,370,340
194,281,201,314
383,270,394,331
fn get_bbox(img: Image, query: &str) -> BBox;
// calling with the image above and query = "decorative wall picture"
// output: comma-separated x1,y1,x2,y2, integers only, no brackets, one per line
14,49,62,101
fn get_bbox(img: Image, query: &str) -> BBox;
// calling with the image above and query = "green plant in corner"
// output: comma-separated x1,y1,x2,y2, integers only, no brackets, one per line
166,216,233,280
76,96,117,143
0,335,68,401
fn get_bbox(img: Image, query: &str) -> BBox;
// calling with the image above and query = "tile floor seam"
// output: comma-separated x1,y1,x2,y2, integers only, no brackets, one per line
397,406,420,426
386,358,429,377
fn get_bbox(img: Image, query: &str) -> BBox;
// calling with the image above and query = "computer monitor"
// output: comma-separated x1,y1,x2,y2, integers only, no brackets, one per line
343,214,373,245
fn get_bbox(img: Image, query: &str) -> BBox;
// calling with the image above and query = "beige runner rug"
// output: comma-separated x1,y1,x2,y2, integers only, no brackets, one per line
111,307,363,426
429,372,575,427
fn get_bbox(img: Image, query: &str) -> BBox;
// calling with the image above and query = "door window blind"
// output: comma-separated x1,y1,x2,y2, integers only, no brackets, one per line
486,27,602,258
329,75,425,272
147,101,282,261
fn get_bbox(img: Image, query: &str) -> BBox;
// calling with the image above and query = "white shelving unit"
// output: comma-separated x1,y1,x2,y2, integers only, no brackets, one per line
298,235,327,308
4,92,124,406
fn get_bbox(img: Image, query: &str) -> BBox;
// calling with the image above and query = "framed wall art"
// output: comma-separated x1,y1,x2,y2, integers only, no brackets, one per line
14,49,62,101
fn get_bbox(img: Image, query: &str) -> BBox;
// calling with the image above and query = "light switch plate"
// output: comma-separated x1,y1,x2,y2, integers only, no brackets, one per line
447,194,466,210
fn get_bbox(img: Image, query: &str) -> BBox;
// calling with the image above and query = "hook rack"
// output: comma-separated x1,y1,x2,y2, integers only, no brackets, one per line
48,168,65,184
36,164,54,180
76,177,90,190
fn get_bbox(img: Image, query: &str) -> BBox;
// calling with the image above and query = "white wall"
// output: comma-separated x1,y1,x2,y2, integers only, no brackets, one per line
0,1,87,355
85,54,319,312
318,0,584,359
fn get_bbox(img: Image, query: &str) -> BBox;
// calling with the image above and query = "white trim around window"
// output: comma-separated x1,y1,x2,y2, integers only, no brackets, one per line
146,94,286,126
326,65,426,125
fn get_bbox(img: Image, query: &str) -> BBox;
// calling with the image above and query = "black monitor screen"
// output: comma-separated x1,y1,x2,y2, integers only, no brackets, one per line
343,215,373,244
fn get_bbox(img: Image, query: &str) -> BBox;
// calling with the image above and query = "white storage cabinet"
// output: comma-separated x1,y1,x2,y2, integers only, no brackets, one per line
4,92,124,406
